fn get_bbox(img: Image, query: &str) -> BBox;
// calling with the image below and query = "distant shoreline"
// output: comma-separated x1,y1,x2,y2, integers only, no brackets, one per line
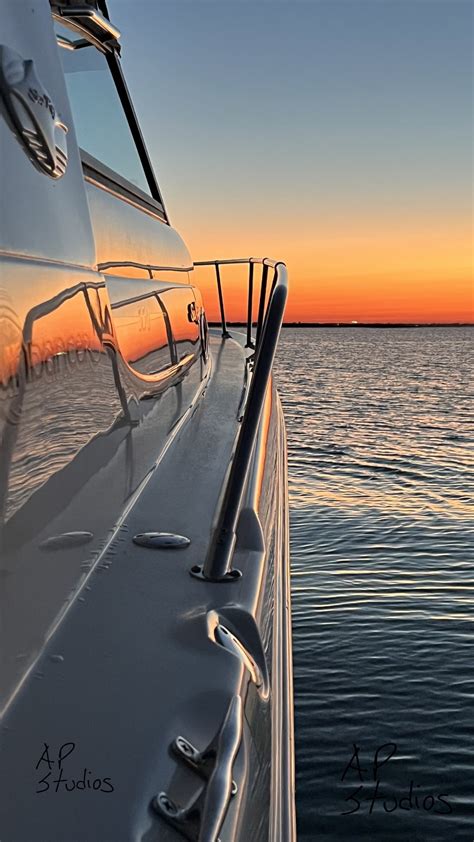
283,322,474,328
210,322,473,329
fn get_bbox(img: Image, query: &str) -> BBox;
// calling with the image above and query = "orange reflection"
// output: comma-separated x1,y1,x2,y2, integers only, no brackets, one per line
112,298,169,373
112,287,200,376
0,285,107,387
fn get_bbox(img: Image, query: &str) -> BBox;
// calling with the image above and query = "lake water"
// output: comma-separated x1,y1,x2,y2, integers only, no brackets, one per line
274,327,473,842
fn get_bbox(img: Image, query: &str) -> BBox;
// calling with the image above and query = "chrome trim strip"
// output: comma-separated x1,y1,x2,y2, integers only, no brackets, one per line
82,150,167,221
84,171,167,222
59,6,121,41
270,394,296,842
99,260,192,274
0,250,94,271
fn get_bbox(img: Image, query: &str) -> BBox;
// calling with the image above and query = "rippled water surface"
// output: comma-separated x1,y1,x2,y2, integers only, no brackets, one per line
274,327,473,842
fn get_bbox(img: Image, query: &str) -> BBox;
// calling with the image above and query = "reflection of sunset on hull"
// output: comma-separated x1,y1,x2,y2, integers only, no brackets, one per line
1,354,203,696
0,252,209,710
0,254,208,715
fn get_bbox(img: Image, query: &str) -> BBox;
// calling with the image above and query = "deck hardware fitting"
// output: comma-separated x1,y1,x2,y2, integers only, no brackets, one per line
155,793,177,815
39,531,93,550
152,790,205,841
189,564,242,582
132,532,190,549
153,696,242,840
172,736,238,796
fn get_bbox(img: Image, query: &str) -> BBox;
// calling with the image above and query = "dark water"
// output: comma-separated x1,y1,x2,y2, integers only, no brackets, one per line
274,327,473,842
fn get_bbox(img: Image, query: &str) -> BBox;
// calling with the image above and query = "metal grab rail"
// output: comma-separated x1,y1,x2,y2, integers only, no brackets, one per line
153,695,243,841
194,257,283,349
191,258,288,582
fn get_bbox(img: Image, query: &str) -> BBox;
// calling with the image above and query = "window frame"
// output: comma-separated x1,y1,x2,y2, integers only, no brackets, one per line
54,5,169,224
81,149,167,221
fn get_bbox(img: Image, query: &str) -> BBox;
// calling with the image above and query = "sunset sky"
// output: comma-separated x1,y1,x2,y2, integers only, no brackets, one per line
111,0,473,323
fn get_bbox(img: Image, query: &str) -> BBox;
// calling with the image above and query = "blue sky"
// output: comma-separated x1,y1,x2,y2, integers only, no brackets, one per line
108,0,472,321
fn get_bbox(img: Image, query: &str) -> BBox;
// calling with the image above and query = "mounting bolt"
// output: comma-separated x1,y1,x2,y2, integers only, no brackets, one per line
177,737,193,756
189,565,242,582
152,792,177,816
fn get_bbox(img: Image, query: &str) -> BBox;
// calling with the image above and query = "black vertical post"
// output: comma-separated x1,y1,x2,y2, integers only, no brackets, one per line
246,262,254,348
215,262,230,339
255,263,269,348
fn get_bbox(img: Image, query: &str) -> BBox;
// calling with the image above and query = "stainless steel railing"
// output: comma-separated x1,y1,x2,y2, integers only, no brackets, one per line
194,257,284,348
191,258,288,582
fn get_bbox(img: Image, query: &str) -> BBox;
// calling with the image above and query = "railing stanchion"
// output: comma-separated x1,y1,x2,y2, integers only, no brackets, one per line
246,262,254,348
190,261,288,583
215,262,231,339
255,263,268,348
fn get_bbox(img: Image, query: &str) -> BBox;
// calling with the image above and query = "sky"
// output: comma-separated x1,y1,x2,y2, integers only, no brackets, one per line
110,0,473,323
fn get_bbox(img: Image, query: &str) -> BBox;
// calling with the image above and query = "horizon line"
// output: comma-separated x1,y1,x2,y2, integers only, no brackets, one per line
210,321,473,328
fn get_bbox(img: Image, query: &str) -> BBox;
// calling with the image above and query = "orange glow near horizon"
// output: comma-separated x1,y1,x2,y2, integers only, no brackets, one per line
185,214,473,324
112,0,473,326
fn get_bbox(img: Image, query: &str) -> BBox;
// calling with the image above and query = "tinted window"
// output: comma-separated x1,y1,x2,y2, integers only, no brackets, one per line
55,23,151,195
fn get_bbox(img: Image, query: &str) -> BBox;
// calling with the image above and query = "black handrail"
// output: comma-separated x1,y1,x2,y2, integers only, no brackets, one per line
255,263,269,348
191,258,288,582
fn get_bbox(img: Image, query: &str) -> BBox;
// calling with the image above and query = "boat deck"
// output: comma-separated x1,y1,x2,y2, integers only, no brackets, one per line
1,334,268,841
